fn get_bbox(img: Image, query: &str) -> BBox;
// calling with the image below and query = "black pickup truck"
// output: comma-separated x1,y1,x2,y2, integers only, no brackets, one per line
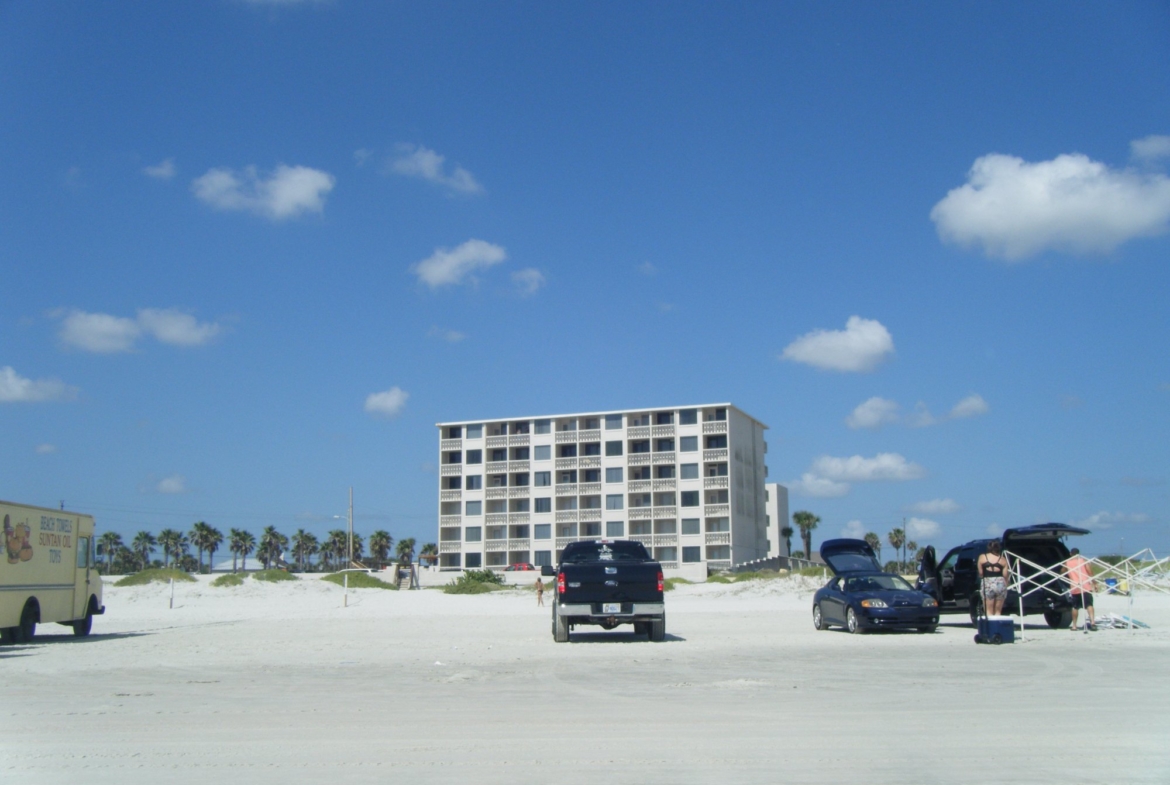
541,540,666,642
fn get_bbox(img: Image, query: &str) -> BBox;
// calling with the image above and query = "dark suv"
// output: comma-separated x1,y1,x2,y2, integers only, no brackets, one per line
925,523,1089,629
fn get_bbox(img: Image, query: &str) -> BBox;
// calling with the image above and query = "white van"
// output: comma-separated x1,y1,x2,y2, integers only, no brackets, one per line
1,500,105,643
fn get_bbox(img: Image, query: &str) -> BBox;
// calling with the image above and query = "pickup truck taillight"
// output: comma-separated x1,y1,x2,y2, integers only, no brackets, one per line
657,570,663,592
557,572,565,594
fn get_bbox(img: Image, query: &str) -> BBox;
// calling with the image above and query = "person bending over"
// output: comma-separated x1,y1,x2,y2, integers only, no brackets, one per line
977,540,1010,617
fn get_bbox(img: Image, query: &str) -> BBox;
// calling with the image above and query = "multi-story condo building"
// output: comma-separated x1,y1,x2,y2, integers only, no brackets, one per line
764,482,790,559
435,403,769,577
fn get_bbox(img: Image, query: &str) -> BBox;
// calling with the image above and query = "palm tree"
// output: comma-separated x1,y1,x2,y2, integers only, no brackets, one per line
189,521,210,573
780,526,795,557
864,532,882,561
887,528,906,571
291,529,319,571
98,531,123,572
419,542,438,566
237,530,256,571
368,530,393,568
396,537,417,565
792,511,820,563
205,526,223,573
350,533,365,565
906,540,919,568
132,531,156,570
258,526,288,569
157,528,181,568
324,529,348,571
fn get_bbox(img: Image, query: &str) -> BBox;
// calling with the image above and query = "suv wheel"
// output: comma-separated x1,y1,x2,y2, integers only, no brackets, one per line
1044,609,1073,629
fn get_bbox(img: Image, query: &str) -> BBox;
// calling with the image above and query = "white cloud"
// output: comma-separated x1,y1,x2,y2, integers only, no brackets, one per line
58,308,222,352
389,144,483,195
810,453,926,483
427,327,465,343
841,520,866,539
512,268,546,296
1130,135,1170,164
353,148,372,167
365,386,409,418
143,158,176,180
411,239,507,288
781,316,894,373
137,308,222,347
35,444,57,454
191,164,335,220
156,475,188,495
906,402,939,428
638,261,657,276
789,473,850,498
846,397,900,429
905,517,940,539
949,393,989,419
0,366,76,403
905,498,960,516
930,149,1170,259
1071,510,1151,530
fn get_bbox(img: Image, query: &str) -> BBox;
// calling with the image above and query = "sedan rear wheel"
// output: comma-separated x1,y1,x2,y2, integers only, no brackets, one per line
846,607,864,634
812,604,827,631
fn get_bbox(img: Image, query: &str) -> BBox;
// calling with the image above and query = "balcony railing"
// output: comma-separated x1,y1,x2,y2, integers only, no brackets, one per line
705,532,731,545
508,487,530,497
629,534,651,545
705,504,730,516
508,513,530,523
440,438,462,451
486,488,507,499
629,508,652,519
702,421,728,434
653,535,678,546
440,465,463,476
652,452,676,464
555,431,578,443
486,541,507,551
651,425,675,437
659,561,679,570
555,511,579,522
628,480,651,492
486,461,508,474
556,537,578,549
555,457,577,469
577,429,600,442
555,484,578,496
486,513,508,524
652,479,676,491
440,490,462,501
578,483,601,494
439,542,461,553
579,509,602,520
509,460,530,472
627,454,651,466
507,539,531,550
578,456,601,468
707,560,731,571
653,507,677,519
486,436,508,447
439,515,461,526
627,426,651,438
704,476,729,489
703,449,728,462
509,434,530,446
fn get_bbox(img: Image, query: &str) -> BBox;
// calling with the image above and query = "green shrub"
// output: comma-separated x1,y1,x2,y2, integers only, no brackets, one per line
462,568,505,585
211,573,245,587
114,568,196,587
321,571,397,589
707,574,733,584
252,569,296,582
795,566,831,578
443,568,506,594
663,577,691,591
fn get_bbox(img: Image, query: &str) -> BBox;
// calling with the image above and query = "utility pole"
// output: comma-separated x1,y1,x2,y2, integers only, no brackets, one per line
347,487,354,568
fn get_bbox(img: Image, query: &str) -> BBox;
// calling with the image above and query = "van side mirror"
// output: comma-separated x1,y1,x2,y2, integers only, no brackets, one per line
541,565,556,577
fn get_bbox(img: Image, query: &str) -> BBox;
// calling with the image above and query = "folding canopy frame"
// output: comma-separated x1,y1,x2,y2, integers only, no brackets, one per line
1002,548,1169,641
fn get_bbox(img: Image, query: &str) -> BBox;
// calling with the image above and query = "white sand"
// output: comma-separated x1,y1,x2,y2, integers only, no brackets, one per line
5,574,1170,783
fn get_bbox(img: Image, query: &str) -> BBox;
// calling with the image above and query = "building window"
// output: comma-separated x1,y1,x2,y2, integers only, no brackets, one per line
512,447,530,461
580,495,601,510
705,517,730,532
534,419,551,434
654,546,677,562
466,449,482,465
630,520,652,535
487,525,506,540
681,518,700,535
534,445,551,461
535,524,551,540
465,552,481,568
558,419,577,432
510,499,530,513
605,467,623,483
654,519,676,534
534,497,552,513
628,413,650,427
534,471,551,487
440,528,461,542
630,466,651,481
487,499,506,514
511,421,530,435
605,414,622,430
705,435,727,449
464,475,482,490
489,474,507,488
679,409,697,425
465,526,482,542
655,438,675,452
655,465,675,479
583,468,601,483
441,501,460,516
511,473,530,487
629,439,650,454
445,476,462,490
466,424,483,439
682,546,701,563
581,442,601,457
629,493,652,508
606,494,624,510
680,463,699,480
445,451,462,464
680,491,700,507
558,470,577,484
559,444,578,458
654,492,676,507
465,501,482,516
680,436,698,452
582,522,601,537
582,417,600,430
655,411,673,425
534,550,552,567
556,497,578,511
446,426,462,439
706,462,728,477
490,448,507,462
606,521,624,537
486,551,506,566
706,489,729,505
605,440,623,456
706,545,730,560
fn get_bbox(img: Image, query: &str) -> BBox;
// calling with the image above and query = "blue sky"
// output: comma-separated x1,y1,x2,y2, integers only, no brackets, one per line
2,2,1168,557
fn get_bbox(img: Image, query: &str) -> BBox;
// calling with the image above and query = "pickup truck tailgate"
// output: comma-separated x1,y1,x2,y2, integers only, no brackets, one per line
560,563,662,604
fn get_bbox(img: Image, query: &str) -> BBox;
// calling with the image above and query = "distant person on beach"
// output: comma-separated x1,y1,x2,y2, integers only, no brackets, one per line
1062,548,1097,631
535,577,544,607
976,540,1010,617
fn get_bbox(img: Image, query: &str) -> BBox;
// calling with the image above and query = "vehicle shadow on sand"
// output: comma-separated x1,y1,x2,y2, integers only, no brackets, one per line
566,631,687,644
938,619,1054,631
1,631,151,650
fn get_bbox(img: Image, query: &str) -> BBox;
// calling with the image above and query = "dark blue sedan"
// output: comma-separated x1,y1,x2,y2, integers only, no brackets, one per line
812,539,940,634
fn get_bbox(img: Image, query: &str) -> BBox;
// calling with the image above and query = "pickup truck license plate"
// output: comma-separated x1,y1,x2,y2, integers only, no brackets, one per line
602,603,622,614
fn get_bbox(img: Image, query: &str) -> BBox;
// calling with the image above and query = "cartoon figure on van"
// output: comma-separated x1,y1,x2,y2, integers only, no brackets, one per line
4,514,34,564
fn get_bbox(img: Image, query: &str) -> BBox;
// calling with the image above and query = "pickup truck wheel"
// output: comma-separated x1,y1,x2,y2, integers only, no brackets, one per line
812,603,826,631
553,608,569,643
18,602,37,643
633,622,648,637
1045,609,1073,629
649,614,665,642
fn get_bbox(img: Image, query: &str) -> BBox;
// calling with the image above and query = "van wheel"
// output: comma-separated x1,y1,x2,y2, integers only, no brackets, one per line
1044,609,1073,629
72,608,93,637
553,608,569,643
17,602,37,643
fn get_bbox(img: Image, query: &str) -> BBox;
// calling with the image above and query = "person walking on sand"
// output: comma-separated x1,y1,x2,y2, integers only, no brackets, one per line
1062,547,1097,631
535,577,544,607
976,540,1010,617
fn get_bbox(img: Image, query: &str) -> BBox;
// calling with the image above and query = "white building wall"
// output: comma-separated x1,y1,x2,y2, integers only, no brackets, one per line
764,482,790,558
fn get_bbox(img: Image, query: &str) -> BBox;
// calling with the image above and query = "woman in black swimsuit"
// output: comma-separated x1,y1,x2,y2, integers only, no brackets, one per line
977,540,1010,616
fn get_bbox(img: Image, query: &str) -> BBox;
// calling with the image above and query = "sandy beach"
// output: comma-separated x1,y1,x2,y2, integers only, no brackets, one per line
4,574,1170,784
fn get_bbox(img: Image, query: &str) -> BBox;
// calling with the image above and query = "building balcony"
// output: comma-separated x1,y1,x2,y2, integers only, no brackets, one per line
651,425,675,437
704,476,729,489
707,560,731,571
578,482,601,494
486,488,508,499
579,509,602,521
439,542,461,553
507,539,531,550
705,504,730,516
555,457,577,469
509,460,530,472
486,436,508,448
508,487,530,497
555,511,579,522
508,513,530,524
486,461,508,473
659,561,679,570
652,479,676,491
577,429,600,442
509,434,530,446
702,421,728,435
705,532,731,545
629,534,651,545
440,438,462,451
555,431,578,443
652,452,676,464
440,490,462,501
627,426,651,439
627,454,651,466
440,515,461,526
486,541,507,551
629,508,653,519
440,465,463,476
556,537,578,549
653,535,678,547
703,449,728,462
653,507,677,519
486,513,508,524
555,484,578,496
628,480,651,492
578,456,601,468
